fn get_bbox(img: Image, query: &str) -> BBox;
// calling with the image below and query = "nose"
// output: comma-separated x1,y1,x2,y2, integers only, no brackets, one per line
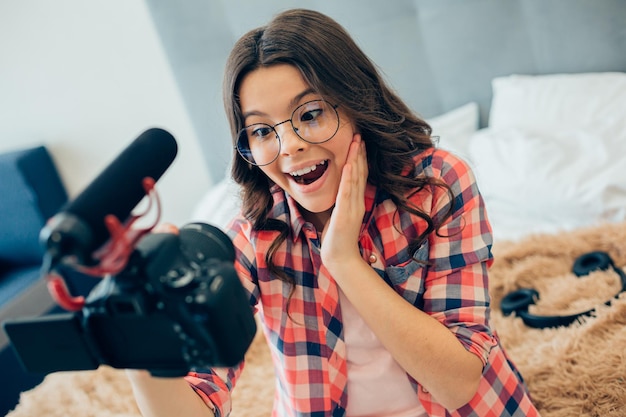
278,124,307,156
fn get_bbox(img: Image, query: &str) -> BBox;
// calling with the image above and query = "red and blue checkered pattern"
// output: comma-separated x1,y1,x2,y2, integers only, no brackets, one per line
186,148,539,416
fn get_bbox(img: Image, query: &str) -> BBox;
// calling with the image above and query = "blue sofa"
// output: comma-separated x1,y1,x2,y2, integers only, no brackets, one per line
0,146,69,415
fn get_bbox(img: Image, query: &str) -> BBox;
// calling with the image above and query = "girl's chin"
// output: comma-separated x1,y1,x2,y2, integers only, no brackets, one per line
287,180,338,215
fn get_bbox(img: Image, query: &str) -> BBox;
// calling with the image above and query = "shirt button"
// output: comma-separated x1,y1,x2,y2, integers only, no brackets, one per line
368,254,377,264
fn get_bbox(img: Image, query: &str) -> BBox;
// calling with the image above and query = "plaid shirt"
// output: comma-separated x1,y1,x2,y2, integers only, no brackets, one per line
186,148,539,417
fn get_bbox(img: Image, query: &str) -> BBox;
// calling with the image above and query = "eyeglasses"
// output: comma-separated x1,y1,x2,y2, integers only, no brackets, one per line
235,99,340,166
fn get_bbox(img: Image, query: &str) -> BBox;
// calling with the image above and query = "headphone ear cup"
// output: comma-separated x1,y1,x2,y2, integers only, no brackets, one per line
500,288,539,316
572,251,612,276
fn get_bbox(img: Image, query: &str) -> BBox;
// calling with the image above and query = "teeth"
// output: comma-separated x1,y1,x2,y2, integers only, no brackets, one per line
290,160,326,177
291,165,315,177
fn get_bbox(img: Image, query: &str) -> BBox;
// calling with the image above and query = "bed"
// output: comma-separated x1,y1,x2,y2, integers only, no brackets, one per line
5,1,626,416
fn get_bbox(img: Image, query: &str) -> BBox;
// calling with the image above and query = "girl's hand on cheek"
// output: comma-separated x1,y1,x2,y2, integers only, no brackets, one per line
321,134,368,275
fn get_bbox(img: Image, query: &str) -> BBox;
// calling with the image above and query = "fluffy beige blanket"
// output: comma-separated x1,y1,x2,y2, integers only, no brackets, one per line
7,222,626,417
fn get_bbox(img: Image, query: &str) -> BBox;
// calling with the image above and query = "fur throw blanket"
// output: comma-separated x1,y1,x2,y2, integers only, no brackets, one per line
7,222,626,417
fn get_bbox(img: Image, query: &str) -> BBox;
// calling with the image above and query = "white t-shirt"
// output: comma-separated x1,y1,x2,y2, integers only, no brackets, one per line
340,290,428,417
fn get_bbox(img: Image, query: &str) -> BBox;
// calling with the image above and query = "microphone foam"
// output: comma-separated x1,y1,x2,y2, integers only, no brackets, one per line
63,128,178,253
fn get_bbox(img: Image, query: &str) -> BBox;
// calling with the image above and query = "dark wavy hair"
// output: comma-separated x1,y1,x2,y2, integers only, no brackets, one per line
223,8,452,289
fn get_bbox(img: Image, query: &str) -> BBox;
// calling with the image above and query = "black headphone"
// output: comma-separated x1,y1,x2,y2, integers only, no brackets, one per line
500,251,626,328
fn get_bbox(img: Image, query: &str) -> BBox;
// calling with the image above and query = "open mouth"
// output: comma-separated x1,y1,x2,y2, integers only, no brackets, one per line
290,160,328,185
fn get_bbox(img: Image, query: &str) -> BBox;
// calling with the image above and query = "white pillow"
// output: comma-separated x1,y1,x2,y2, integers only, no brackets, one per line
428,102,479,160
469,127,626,242
190,175,242,231
489,72,626,135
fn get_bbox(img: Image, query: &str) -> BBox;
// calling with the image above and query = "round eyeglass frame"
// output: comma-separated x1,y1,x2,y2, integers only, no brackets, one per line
234,99,340,166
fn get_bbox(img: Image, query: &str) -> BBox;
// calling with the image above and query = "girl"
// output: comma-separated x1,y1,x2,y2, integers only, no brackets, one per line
128,8,539,417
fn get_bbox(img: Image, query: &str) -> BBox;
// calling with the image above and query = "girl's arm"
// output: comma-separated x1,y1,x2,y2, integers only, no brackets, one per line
126,370,216,417
322,258,484,410
321,138,484,410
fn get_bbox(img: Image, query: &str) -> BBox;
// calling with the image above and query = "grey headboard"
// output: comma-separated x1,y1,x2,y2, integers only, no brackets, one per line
146,0,626,181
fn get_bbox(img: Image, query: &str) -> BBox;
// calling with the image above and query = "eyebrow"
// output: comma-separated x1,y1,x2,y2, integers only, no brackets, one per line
242,88,317,120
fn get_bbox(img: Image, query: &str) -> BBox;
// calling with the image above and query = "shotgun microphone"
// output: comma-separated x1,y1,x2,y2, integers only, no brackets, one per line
40,128,178,266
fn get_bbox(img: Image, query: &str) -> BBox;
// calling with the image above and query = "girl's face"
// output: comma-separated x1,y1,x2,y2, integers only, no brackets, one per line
238,64,357,226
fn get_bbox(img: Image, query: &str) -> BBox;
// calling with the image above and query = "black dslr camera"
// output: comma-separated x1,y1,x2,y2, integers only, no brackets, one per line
4,222,257,377
2,128,256,377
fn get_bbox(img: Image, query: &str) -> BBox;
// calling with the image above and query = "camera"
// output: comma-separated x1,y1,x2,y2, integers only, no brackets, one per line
3,222,257,377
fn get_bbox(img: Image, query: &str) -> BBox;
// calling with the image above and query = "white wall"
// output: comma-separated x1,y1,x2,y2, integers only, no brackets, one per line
0,1,212,226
